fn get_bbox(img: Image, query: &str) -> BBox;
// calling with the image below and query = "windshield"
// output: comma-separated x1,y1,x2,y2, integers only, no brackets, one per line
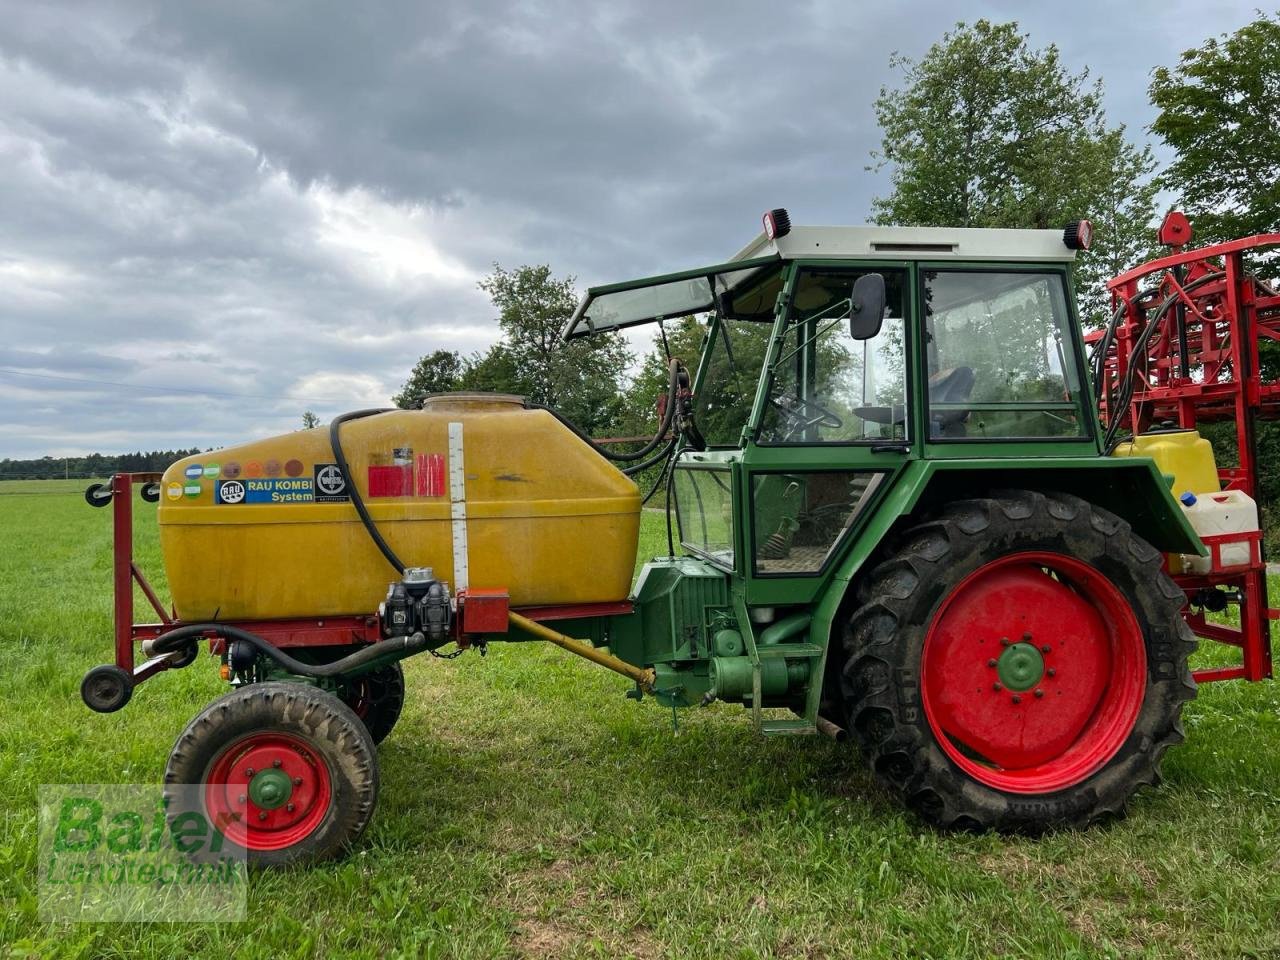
695,316,774,446
759,267,910,444
564,256,779,338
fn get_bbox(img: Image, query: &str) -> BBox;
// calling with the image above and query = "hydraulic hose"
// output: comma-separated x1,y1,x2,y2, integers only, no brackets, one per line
525,357,684,464
142,623,428,677
1101,271,1225,453
329,408,406,575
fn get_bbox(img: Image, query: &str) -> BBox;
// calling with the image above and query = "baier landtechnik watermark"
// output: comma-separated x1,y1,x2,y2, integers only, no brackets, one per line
39,785,247,922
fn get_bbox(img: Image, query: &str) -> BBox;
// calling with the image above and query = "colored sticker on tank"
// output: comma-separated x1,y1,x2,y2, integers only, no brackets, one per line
183,482,202,498
216,478,315,504
313,463,349,503
183,464,203,480
202,463,220,478
166,482,183,501
418,453,445,496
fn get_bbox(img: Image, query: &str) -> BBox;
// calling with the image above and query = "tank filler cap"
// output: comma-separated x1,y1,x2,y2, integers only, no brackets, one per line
420,393,525,410
403,567,435,584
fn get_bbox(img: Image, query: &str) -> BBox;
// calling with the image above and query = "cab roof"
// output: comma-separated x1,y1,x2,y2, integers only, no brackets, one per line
564,222,1078,340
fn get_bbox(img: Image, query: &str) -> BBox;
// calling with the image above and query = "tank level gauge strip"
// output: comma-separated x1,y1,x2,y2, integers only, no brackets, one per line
448,421,469,591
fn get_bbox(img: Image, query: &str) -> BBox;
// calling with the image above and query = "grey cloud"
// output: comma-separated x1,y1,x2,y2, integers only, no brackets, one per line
0,0,1266,458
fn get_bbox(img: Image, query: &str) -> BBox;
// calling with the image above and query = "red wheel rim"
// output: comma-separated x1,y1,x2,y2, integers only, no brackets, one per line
204,732,332,851
920,551,1146,794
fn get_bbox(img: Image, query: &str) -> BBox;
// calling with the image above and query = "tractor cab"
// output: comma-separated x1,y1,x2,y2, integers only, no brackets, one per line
567,212,1122,605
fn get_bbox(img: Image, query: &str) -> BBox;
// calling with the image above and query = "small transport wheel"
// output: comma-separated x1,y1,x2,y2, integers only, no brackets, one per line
342,662,406,745
164,682,379,866
842,490,1196,832
84,483,113,507
140,482,161,503
81,664,134,713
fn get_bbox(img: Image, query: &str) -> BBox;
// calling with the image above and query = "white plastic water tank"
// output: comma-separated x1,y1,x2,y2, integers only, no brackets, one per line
1177,489,1260,574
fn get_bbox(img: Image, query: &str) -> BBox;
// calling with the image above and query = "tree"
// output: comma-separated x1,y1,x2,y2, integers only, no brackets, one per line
1149,13,1280,246
457,344,525,395
301,410,321,429
1150,13,1280,549
870,19,1157,324
478,264,631,435
393,349,463,408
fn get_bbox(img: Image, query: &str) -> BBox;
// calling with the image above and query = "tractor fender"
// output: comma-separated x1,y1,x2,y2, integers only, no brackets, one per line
805,456,1202,725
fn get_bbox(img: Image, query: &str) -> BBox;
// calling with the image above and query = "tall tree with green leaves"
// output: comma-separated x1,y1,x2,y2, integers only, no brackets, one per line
1149,12,1280,245
870,19,1156,324
393,349,463,408
478,264,632,435
1150,12,1280,546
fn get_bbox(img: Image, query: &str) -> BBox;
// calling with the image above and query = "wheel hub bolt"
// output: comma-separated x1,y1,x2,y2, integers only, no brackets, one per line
993,682,1003,692
238,794,246,804
287,802,295,813
273,759,282,768
987,658,997,667
245,768,255,777
1023,632,1033,642
1047,668,1056,678
1041,644,1052,654
1000,637,1010,647
258,811,267,821
293,776,303,786
1012,694,1022,704
1034,688,1044,698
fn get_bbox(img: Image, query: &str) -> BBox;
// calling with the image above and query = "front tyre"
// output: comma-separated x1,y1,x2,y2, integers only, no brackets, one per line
164,682,379,866
842,490,1196,832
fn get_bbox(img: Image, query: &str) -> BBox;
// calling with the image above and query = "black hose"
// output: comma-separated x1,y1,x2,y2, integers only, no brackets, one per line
525,358,681,464
329,408,405,575
142,623,428,677
1102,271,1225,453
622,436,676,476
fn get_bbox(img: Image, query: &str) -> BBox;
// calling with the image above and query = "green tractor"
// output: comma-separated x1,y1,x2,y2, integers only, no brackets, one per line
86,209,1204,864
562,210,1197,833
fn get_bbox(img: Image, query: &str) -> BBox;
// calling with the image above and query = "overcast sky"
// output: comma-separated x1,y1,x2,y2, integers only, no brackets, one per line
0,0,1262,459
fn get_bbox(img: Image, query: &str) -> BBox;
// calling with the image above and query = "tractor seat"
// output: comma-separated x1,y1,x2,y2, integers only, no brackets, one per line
854,366,976,437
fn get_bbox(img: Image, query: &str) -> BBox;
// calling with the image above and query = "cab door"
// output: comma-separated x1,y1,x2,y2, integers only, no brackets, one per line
740,261,917,606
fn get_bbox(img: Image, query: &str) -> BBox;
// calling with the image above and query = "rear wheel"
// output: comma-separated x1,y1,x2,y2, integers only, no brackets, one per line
341,663,405,745
164,682,378,866
842,490,1195,831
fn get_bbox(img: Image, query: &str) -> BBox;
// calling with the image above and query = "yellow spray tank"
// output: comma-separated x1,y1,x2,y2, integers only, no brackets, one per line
157,395,641,620
1110,429,1220,499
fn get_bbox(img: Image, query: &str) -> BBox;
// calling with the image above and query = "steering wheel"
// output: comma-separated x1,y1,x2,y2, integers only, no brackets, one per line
769,394,843,439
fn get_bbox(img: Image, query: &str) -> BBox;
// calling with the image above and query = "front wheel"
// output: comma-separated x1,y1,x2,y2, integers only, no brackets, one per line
842,490,1196,832
164,682,379,866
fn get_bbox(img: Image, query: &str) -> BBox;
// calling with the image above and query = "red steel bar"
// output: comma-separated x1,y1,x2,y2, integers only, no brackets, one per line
112,473,134,674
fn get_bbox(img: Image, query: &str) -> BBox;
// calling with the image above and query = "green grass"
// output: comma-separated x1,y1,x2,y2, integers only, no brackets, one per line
4,480,1280,958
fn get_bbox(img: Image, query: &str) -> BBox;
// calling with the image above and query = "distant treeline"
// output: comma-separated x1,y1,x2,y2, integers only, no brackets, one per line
0,449,204,481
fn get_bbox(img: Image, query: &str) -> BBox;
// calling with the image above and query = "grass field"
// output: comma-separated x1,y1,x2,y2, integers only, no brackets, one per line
3,479,1280,958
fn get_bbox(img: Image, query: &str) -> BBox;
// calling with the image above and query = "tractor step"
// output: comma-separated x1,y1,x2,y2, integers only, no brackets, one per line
760,718,816,736
757,643,822,659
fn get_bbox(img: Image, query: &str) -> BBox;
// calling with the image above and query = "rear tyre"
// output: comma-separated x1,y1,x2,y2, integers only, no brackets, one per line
841,490,1196,832
340,662,405,745
164,682,378,866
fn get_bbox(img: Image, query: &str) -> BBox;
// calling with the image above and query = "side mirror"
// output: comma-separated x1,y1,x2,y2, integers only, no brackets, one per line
849,273,887,340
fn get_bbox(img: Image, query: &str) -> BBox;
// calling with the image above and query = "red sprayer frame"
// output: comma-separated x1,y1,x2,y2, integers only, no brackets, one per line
102,472,630,693
1091,217,1280,683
